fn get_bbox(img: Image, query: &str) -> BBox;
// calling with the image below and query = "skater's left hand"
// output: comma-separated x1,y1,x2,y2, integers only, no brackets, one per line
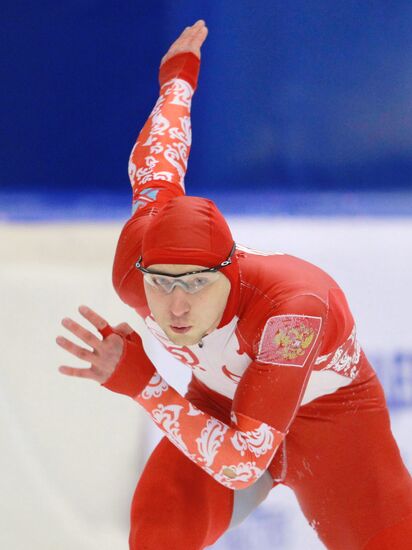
160,19,208,66
56,305,132,383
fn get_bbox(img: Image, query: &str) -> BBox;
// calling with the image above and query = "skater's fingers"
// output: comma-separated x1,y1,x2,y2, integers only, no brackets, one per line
161,20,208,65
58,365,99,381
60,317,101,348
175,21,207,48
169,25,195,49
184,20,206,39
184,23,208,49
78,305,108,331
191,24,208,49
177,20,205,41
56,335,95,363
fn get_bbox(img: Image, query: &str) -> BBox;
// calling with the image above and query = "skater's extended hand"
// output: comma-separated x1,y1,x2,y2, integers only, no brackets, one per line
56,305,132,383
161,19,208,66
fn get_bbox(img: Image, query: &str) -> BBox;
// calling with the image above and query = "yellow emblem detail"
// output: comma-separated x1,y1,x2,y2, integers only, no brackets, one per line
274,324,315,360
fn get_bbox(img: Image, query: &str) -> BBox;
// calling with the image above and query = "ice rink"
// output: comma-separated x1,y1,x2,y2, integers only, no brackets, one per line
1,213,411,549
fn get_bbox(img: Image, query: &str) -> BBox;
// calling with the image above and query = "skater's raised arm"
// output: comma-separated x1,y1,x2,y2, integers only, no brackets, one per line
112,21,208,310
129,20,208,211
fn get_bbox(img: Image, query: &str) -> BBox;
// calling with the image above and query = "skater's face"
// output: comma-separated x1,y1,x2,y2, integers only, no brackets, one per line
143,263,231,345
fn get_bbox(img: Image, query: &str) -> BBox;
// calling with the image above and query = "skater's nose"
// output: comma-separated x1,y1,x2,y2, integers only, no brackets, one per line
169,287,191,318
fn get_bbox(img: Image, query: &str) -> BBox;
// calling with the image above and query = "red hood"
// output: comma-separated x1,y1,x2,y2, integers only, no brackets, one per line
142,195,240,329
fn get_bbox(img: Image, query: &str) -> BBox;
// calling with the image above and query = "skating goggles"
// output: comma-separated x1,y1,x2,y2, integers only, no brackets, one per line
135,243,236,295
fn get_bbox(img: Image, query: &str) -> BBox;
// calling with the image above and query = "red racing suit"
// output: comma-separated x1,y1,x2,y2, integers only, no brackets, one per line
105,52,412,550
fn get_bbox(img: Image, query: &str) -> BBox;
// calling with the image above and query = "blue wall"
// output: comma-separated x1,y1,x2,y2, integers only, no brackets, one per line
2,0,412,195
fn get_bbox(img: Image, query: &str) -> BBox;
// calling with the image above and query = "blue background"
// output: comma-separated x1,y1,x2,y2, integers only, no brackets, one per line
2,1,412,215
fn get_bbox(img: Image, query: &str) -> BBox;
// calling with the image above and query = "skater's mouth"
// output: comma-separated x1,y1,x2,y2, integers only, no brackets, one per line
170,325,192,334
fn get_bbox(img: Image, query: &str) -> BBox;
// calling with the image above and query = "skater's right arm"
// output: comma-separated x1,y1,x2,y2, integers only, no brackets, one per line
57,306,282,491
112,21,208,310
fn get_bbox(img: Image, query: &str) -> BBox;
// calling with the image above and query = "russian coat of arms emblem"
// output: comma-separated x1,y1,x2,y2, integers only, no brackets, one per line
258,315,322,367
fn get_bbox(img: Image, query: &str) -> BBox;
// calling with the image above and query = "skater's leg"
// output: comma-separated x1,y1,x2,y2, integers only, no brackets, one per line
276,373,412,550
129,437,233,550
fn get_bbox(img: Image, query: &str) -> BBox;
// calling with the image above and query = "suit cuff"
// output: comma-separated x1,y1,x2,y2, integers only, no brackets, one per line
159,51,200,91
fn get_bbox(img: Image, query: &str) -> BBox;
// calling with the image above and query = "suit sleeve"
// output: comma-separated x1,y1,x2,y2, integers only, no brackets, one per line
101,330,284,490
112,52,200,309
102,296,332,490
232,294,329,435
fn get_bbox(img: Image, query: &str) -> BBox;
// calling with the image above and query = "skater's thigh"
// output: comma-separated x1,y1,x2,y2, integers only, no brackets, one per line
131,436,275,544
280,376,412,550
131,437,233,544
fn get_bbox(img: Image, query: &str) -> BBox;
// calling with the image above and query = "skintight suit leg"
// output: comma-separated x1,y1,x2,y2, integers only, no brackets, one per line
129,437,233,550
